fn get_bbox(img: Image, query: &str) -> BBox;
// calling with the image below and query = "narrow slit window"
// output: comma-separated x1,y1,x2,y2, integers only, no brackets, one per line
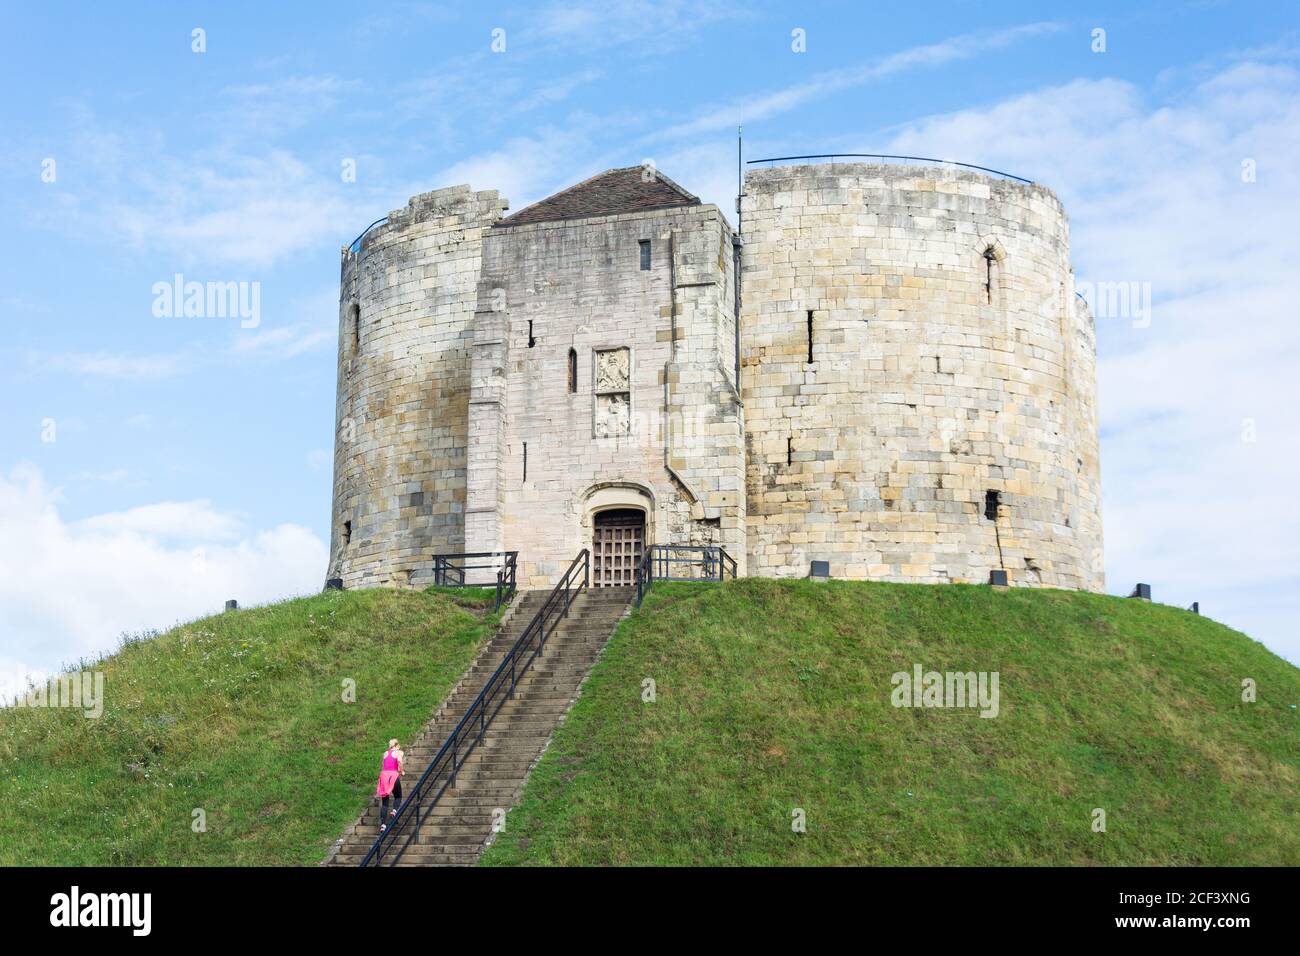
806,310,814,363
984,489,1001,521
523,442,528,482
527,320,536,348
350,304,360,356
787,436,794,466
567,348,578,393
983,248,1000,304
342,520,352,546
639,239,651,271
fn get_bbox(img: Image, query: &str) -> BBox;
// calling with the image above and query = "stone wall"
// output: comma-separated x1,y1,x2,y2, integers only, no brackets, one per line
327,185,506,588
465,204,744,587
740,163,1104,590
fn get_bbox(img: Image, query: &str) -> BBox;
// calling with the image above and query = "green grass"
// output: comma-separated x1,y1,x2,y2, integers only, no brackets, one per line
480,579,1300,866
0,587,498,865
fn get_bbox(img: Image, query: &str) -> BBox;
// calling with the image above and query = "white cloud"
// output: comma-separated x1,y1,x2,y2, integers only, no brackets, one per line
228,286,340,360
435,125,622,214
43,112,374,269
218,74,363,131
652,22,1063,142
77,500,245,542
102,150,356,268
0,464,328,702
26,349,193,381
524,0,744,53
877,57,1300,662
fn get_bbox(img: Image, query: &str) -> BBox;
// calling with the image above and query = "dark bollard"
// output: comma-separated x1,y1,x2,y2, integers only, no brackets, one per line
1129,583,1151,601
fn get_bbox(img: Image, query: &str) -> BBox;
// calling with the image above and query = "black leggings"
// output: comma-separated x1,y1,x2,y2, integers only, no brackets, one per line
381,779,402,819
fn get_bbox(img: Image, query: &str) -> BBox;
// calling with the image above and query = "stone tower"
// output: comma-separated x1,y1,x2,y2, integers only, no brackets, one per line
740,163,1103,589
327,160,1103,592
327,185,507,589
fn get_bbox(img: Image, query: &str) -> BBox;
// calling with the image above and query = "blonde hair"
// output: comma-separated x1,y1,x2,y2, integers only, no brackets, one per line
388,738,399,750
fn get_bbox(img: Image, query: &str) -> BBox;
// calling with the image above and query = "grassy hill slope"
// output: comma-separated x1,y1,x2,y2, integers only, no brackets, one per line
0,588,497,866
481,579,1299,866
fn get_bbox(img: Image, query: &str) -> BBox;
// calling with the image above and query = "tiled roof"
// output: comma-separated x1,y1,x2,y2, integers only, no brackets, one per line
495,167,699,228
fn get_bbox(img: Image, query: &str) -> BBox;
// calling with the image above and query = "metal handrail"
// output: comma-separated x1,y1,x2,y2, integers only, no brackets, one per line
358,549,589,867
746,153,1033,185
347,217,389,254
635,544,737,607
431,551,518,612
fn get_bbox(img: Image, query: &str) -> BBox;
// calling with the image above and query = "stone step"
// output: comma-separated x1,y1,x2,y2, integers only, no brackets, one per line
332,849,479,866
330,582,632,867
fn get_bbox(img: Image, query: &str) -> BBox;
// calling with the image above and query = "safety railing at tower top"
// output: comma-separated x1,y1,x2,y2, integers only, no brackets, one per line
745,153,1034,185
347,217,389,254
430,551,517,613
359,548,589,867
634,545,737,608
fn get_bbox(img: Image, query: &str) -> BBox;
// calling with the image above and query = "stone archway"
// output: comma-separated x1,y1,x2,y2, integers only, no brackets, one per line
579,482,654,587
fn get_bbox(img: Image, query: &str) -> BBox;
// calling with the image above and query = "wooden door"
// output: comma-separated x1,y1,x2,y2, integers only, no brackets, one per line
593,510,644,587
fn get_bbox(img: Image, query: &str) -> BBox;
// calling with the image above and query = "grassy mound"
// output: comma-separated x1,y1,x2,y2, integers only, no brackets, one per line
0,587,497,865
481,579,1300,866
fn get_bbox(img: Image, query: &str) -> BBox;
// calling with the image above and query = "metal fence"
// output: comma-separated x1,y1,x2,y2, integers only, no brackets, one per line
431,551,518,612
746,153,1033,184
635,545,738,607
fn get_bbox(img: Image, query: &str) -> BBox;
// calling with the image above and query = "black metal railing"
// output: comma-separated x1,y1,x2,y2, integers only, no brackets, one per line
635,545,737,607
746,153,1033,185
359,549,589,867
431,551,517,612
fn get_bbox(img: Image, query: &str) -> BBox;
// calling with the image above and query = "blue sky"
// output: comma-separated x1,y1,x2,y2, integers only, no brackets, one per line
2,1,1297,695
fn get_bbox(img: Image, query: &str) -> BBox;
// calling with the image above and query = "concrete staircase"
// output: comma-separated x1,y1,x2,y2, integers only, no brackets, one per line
326,585,633,866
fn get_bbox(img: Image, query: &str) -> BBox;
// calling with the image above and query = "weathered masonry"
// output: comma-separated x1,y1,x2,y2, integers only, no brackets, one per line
327,161,1103,592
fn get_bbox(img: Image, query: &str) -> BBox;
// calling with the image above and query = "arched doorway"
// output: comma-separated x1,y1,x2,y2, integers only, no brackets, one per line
592,508,645,587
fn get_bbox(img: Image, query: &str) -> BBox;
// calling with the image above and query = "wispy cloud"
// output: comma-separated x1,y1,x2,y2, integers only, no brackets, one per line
522,0,746,53
651,22,1063,142
26,349,193,381
218,74,363,131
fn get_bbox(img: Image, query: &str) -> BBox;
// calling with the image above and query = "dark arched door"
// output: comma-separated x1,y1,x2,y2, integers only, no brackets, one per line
592,508,645,587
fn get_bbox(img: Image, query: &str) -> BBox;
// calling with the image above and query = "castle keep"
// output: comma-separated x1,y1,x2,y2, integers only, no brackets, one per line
327,162,1103,592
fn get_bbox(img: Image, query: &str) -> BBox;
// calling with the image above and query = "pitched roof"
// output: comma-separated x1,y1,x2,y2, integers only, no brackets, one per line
495,167,699,228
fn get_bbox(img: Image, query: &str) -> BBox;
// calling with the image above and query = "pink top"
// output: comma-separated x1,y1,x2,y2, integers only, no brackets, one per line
375,748,402,798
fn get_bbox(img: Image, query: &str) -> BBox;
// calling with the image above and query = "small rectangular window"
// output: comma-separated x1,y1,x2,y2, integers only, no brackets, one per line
806,310,814,363
343,520,352,545
639,240,651,271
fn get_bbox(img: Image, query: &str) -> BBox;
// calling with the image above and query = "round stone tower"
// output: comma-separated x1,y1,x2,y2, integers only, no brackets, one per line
327,185,507,589
740,162,1103,590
